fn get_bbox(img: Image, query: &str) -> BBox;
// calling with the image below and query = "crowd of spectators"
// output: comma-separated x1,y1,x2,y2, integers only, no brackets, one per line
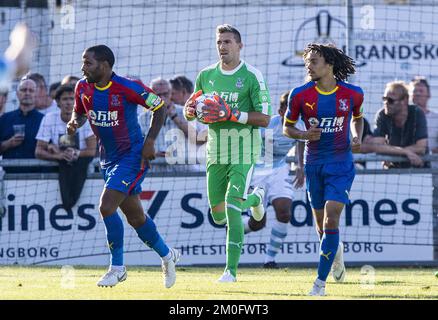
0,73,437,177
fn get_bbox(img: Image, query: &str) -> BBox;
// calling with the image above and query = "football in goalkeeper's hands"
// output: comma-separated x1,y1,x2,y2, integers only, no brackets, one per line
194,93,226,124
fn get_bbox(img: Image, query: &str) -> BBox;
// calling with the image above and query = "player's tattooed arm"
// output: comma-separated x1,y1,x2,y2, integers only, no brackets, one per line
146,104,166,142
66,111,87,135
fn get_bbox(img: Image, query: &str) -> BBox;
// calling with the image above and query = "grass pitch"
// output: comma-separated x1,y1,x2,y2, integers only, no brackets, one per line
0,265,437,300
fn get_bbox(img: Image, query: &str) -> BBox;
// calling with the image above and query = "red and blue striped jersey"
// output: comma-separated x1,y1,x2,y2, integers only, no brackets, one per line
285,80,364,165
74,73,164,168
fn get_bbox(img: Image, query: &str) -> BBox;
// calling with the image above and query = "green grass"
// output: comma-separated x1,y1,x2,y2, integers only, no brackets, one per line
0,266,437,300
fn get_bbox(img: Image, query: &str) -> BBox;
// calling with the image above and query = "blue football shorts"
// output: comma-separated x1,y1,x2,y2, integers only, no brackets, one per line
101,150,148,195
304,161,355,209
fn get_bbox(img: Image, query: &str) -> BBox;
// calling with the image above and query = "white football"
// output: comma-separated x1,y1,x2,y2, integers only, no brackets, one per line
194,93,218,124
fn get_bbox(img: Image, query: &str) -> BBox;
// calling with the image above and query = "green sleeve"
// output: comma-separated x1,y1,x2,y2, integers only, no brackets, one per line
194,72,203,93
250,73,271,116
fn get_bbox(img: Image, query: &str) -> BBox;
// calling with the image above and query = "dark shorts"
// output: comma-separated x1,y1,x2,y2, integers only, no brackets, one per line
101,151,148,195
304,161,355,209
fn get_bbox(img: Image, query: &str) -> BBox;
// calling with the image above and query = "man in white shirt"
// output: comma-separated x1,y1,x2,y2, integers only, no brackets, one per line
35,84,96,162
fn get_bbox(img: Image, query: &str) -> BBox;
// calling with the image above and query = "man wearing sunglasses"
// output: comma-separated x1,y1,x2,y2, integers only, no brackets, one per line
372,81,428,168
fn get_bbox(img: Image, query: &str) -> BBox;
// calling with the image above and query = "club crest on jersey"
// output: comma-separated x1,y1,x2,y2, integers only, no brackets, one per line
111,94,121,107
235,78,244,89
338,99,349,111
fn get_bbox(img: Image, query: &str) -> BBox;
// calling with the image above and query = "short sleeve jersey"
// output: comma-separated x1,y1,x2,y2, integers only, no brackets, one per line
194,61,272,165
285,81,364,165
74,73,164,168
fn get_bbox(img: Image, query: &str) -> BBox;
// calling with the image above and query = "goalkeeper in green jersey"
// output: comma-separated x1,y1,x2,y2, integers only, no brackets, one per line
184,24,272,282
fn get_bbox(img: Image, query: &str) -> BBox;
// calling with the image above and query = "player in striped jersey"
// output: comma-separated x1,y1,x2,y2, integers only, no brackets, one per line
67,45,180,288
283,43,364,296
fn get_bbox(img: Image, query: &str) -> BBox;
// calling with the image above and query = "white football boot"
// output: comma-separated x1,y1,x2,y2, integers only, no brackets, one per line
162,248,181,288
250,187,265,222
217,270,237,283
331,241,346,282
308,279,326,296
97,266,127,287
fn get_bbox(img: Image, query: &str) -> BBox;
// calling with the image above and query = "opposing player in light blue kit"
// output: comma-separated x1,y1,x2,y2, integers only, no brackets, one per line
243,91,305,268
67,45,180,288
284,43,364,296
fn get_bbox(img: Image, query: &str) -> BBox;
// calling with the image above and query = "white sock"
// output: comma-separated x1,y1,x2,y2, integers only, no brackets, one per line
315,278,326,287
161,250,172,262
110,265,125,272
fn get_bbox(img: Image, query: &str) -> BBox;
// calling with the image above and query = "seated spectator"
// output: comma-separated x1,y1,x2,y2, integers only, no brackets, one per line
49,81,61,100
61,75,80,87
409,76,438,160
372,80,428,168
139,77,205,173
169,75,194,106
0,89,7,116
35,84,96,163
0,78,45,173
22,72,58,115
35,84,96,208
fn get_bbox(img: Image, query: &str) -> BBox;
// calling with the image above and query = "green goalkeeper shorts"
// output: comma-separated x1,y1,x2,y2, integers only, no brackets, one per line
206,163,254,208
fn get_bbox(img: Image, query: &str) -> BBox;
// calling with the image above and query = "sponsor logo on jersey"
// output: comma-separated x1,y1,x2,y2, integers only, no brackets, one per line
308,117,320,127
88,110,119,127
314,116,345,133
338,98,349,111
209,80,215,86
219,91,239,108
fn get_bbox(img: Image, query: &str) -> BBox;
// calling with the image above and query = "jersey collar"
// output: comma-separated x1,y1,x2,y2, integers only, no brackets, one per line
94,72,116,91
314,81,339,95
219,60,244,75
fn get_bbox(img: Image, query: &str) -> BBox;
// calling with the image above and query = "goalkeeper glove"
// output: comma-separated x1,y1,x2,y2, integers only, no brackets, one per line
202,96,248,124
184,90,203,121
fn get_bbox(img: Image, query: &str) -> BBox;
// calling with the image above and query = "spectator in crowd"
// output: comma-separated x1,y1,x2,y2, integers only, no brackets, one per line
35,84,96,208
49,81,61,100
139,77,205,172
410,76,438,157
169,75,194,106
22,72,57,114
169,74,207,148
35,84,96,162
61,75,80,87
372,80,428,168
0,90,7,116
0,23,37,216
0,78,44,173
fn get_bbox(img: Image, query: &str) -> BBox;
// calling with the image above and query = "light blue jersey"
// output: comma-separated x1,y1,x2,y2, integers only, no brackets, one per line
257,115,304,170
